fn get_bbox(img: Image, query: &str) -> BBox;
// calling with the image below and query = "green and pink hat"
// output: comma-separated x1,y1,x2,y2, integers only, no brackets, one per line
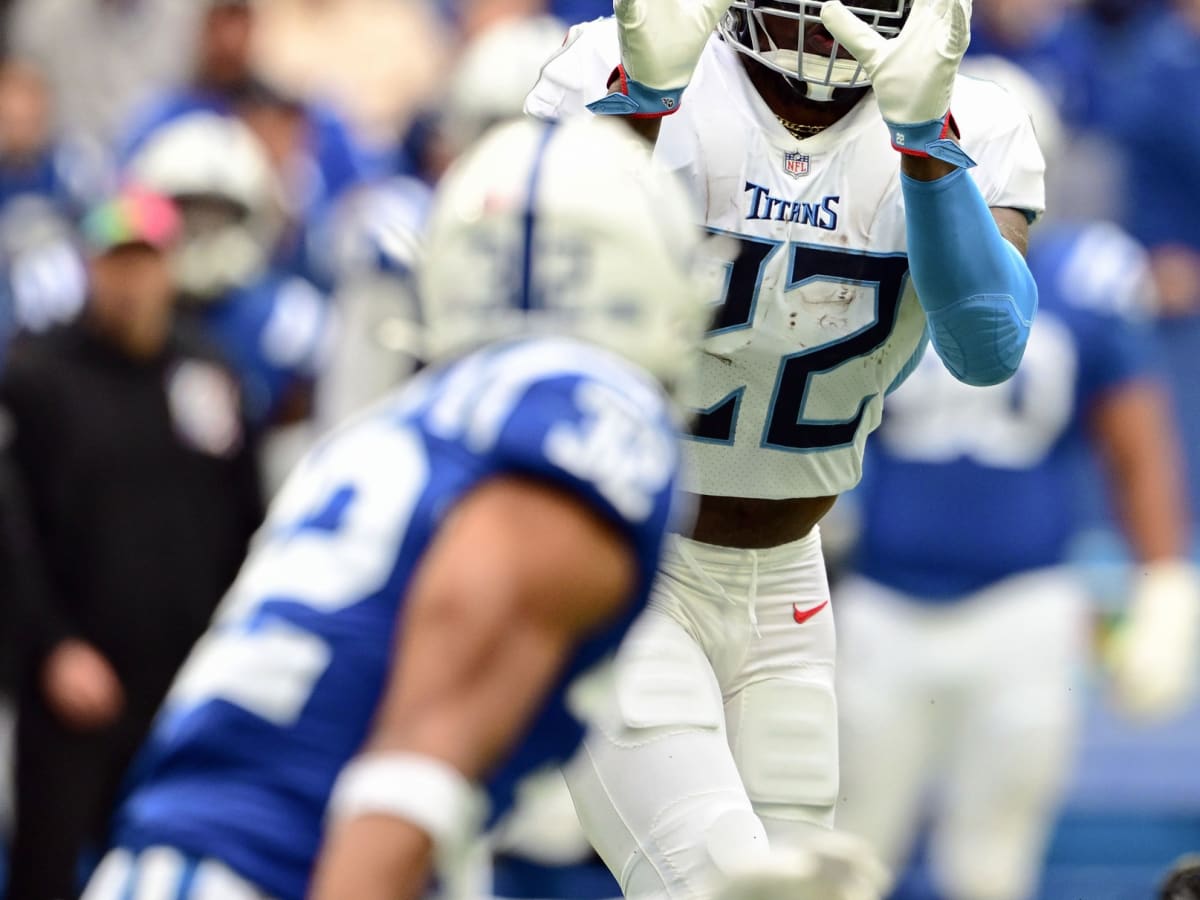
80,189,181,255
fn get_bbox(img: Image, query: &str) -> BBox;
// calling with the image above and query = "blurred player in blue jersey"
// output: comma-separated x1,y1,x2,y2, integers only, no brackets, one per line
79,115,710,900
834,63,1200,900
124,113,330,436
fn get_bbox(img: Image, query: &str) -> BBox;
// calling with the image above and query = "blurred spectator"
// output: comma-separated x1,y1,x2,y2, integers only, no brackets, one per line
449,0,598,35
0,59,107,214
429,15,566,180
120,0,375,273
0,196,88,360
0,435,51,867
253,0,450,148
125,113,330,437
0,59,110,357
1,189,262,899
7,0,201,147
1093,0,1200,315
314,15,564,430
312,175,427,428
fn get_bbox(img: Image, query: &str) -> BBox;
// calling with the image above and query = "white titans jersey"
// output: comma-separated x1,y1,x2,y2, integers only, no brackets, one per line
527,20,1046,499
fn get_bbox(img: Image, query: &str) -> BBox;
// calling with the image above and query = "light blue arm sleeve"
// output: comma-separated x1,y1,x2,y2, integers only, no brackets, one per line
901,167,1038,387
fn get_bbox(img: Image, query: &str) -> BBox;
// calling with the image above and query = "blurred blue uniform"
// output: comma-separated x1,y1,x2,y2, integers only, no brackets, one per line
121,94,370,209
1095,9,1200,251
835,222,1160,900
0,139,109,357
183,274,329,431
853,222,1156,599
121,93,375,283
102,337,683,900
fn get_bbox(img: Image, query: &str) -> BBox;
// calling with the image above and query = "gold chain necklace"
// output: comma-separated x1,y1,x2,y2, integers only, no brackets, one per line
774,115,828,140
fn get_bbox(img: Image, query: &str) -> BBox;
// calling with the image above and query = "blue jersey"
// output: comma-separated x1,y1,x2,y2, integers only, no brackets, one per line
112,336,684,900
852,223,1156,600
190,274,330,429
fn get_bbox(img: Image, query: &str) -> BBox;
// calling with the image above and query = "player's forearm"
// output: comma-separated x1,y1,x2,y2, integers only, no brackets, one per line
1095,381,1191,563
309,816,433,900
901,167,1037,387
1113,443,1188,565
900,153,956,182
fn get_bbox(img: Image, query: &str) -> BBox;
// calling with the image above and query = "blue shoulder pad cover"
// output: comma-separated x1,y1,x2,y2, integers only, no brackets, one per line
902,167,1038,387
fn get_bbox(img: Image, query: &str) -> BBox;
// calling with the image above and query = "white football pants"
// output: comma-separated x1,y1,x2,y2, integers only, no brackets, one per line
835,569,1089,900
566,529,839,899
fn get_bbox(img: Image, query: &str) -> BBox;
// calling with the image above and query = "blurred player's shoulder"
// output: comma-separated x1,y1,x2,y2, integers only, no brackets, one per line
950,69,1043,145
415,335,676,439
1030,221,1153,321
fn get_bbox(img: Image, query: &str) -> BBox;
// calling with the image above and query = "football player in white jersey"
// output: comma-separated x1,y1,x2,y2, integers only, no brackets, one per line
526,0,1044,896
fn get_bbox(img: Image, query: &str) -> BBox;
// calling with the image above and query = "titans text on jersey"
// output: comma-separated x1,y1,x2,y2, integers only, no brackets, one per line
108,337,684,900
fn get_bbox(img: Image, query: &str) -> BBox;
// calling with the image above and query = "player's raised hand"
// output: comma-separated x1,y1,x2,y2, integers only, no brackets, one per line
587,0,734,117
820,0,976,167
1109,561,1200,720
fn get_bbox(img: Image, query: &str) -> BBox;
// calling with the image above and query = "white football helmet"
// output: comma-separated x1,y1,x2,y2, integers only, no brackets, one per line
718,0,911,101
440,16,568,157
125,112,282,300
419,117,711,395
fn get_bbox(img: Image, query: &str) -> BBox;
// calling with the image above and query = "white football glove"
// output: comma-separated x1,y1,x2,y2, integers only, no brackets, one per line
820,0,976,167
1109,560,1200,720
714,831,891,900
587,0,733,117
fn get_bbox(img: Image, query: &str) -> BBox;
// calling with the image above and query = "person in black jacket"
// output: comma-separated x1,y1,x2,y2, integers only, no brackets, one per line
1,188,263,900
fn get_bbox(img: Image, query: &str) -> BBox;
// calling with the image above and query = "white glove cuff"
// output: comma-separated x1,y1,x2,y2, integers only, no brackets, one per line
327,752,489,871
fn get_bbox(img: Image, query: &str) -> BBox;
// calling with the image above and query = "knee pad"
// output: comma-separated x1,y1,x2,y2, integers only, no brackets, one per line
730,679,839,813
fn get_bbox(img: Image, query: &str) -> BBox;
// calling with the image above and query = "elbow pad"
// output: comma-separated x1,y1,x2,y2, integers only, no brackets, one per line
902,168,1038,386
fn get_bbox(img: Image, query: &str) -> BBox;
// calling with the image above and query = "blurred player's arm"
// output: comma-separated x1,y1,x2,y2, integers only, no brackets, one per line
1091,379,1200,719
309,476,637,900
1092,380,1189,563
823,0,1038,388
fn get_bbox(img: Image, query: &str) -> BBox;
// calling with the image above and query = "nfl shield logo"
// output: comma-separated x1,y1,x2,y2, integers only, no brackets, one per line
783,151,810,179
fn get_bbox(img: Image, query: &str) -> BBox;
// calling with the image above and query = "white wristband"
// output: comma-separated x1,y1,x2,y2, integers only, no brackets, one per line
327,753,489,872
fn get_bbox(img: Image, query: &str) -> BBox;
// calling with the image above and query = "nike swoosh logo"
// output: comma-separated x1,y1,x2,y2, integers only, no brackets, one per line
793,600,829,624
